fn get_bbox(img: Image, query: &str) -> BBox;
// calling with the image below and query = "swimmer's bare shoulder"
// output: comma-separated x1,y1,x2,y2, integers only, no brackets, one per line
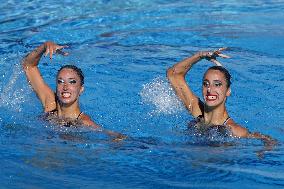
80,113,101,129
226,119,249,138
227,118,277,146
80,113,127,141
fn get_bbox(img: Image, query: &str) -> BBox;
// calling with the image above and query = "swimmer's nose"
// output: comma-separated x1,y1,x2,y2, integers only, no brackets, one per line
63,83,68,90
207,87,211,93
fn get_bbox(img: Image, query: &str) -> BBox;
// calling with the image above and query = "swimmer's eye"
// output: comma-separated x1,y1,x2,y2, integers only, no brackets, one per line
69,80,77,84
203,81,209,87
214,82,222,87
57,79,64,84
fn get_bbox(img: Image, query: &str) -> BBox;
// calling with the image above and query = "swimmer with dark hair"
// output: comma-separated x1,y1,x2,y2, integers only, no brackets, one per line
167,48,276,146
22,41,125,141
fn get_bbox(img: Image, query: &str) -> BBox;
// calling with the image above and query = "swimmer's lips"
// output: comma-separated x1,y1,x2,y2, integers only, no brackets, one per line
206,94,217,101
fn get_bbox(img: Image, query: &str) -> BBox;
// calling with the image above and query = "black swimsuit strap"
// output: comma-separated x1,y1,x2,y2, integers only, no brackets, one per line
196,115,230,125
223,117,231,125
48,109,57,114
76,112,83,120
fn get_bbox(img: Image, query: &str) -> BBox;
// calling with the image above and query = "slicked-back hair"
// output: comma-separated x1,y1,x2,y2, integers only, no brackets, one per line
204,66,231,88
57,65,84,86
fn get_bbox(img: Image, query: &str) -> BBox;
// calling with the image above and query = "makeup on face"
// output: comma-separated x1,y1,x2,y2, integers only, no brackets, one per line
57,78,78,85
203,80,223,89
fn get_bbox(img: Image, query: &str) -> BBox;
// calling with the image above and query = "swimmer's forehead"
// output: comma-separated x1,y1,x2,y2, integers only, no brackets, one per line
57,69,80,79
203,71,226,82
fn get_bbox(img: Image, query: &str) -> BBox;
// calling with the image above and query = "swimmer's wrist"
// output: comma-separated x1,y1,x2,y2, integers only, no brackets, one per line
23,44,45,66
197,51,206,59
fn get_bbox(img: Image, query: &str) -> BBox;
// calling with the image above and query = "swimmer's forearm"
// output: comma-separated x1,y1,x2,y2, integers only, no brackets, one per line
248,132,277,145
169,53,202,76
22,44,45,68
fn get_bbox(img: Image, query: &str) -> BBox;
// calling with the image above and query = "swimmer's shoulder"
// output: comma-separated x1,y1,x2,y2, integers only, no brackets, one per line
80,113,101,129
226,119,249,138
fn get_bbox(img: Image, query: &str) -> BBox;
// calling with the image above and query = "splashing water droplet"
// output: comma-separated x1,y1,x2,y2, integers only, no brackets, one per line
140,77,184,114
0,63,31,112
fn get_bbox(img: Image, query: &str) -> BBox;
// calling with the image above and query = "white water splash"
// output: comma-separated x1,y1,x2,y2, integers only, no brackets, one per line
0,63,31,112
140,77,184,114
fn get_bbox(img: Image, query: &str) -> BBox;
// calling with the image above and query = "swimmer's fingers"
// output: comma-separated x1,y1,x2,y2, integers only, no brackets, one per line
103,129,127,142
218,47,228,52
54,45,69,57
44,48,50,57
213,47,228,54
44,41,56,59
112,134,128,142
44,42,69,59
213,47,230,58
217,53,230,59
56,49,69,56
210,58,223,66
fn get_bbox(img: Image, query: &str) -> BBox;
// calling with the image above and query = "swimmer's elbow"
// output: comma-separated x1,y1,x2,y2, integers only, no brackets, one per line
167,67,184,82
166,67,174,78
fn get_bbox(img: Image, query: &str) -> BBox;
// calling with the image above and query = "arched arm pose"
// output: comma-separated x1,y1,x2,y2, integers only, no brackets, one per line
167,49,275,144
22,41,100,128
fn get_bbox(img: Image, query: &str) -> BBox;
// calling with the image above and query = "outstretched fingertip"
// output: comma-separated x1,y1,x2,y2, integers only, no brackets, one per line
56,49,69,56
211,59,223,66
218,53,231,58
218,47,228,51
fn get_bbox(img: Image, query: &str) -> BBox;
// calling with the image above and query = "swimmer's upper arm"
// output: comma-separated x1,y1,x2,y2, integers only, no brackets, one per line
226,120,249,138
167,67,203,117
23,65,55,111
228,120,277,147
231,125,249,138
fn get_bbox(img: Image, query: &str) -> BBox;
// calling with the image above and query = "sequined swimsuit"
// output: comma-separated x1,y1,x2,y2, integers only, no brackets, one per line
44,109,83,127
189,115,232,136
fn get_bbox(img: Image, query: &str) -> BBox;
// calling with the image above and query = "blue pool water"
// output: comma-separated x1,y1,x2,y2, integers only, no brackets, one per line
1,0,284,188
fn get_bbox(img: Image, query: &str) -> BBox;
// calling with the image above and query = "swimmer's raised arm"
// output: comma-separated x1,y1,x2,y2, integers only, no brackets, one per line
167,48,229,117
22,41,68,112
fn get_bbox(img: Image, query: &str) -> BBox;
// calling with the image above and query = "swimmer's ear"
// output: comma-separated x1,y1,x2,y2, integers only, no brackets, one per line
80,86,84,94
226,87,231,96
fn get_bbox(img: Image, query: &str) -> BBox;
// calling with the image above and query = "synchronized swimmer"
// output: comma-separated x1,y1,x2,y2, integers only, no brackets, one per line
22,41,275,146
22,41,125,141
167,48,276,144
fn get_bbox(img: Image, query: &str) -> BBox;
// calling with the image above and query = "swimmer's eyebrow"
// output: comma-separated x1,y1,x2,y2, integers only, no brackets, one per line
213,80,222,83
203,79,222,82
58,77,77,80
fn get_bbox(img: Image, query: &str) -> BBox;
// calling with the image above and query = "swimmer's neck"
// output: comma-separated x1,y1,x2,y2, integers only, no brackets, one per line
203,105,229,125
56,101,81,119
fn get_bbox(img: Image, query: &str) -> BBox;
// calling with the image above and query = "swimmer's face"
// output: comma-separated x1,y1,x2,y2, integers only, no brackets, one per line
202,69,231,108
56,68,84,106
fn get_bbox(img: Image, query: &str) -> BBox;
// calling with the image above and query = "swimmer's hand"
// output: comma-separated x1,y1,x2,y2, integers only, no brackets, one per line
103,129,127,142
112,134,128,142
248,132,278,158
43,41,69,59
199,47,230,66
249,132,278,146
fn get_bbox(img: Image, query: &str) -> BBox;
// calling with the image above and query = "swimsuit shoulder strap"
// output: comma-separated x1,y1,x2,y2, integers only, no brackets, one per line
223,117,231,125
47,108,57,114
76,112,83,120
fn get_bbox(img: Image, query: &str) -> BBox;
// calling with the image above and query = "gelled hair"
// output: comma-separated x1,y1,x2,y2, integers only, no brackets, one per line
204,66,231,88
57,65,84,86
